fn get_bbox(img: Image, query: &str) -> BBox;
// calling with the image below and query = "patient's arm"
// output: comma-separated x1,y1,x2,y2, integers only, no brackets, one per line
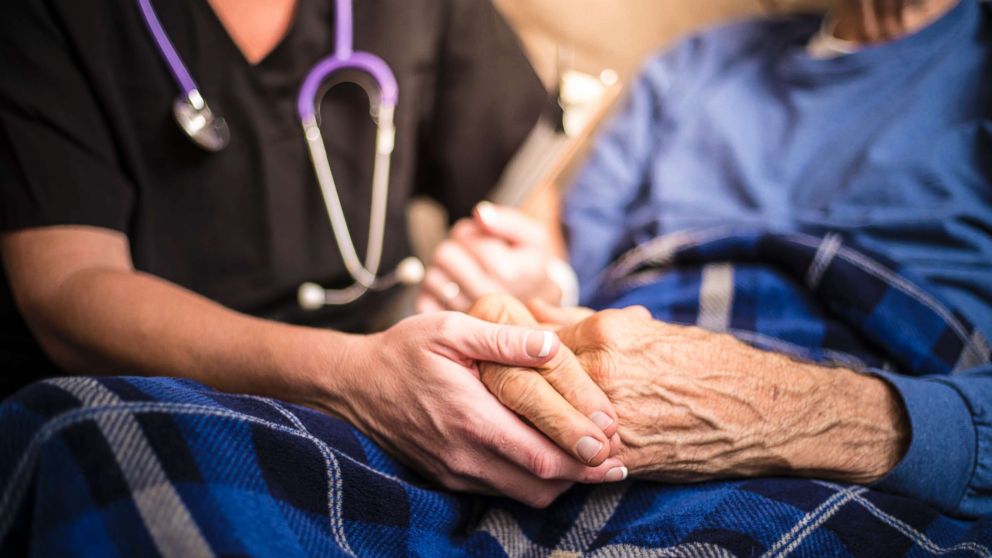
474,296,910,485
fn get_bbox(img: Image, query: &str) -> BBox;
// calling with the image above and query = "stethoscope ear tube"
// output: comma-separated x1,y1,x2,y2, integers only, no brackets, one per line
298,101,420,309
297,256,425,310
302,115,377,288
292,46,410,310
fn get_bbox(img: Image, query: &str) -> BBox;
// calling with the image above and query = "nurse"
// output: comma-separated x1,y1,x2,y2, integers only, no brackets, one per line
0,0,626,507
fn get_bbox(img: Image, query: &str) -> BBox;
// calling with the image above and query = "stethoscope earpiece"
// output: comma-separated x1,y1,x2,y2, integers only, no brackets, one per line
296,256,425,310
395,257,426,286
298,282,329,311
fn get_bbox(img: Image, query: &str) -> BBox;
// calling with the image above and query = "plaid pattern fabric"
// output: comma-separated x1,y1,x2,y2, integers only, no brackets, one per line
594,228,991,375
2,376,991,557
1,229,990,556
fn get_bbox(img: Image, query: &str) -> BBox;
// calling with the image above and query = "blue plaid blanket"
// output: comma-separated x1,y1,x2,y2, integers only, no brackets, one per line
2,229,991,557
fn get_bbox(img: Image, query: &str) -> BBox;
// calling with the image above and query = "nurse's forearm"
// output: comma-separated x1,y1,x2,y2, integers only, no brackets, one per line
42,267,354,403
4,227,633,505
1,227,355,404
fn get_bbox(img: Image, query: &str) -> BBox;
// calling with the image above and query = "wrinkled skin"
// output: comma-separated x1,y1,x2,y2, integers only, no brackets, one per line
468,296,623,469
469,295,910,485
322,311,628,508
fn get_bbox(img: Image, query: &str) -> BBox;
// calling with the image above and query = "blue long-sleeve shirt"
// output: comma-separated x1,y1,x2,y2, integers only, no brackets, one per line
564,0,992,517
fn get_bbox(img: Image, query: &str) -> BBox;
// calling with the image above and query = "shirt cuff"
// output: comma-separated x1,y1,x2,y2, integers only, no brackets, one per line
869,371,977,514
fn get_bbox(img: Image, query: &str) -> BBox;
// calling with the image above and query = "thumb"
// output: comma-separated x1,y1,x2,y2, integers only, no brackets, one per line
473,202,547,246
447,315,560,367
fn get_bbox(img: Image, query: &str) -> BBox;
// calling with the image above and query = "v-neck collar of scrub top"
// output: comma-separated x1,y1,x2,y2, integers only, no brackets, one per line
189,0,335,141
197,0,304,70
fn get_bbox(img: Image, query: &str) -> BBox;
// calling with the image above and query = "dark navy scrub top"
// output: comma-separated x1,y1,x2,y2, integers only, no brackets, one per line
0,0,548,395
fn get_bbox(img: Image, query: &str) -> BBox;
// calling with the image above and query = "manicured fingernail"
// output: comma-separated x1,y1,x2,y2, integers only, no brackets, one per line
605,466,628,482
524,330,555,358
475,201,495,225
576,436,604,463
589,411,613,431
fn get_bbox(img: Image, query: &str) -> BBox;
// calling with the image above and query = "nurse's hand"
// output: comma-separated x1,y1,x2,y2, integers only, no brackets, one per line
319,311,626,508
415,203,564,313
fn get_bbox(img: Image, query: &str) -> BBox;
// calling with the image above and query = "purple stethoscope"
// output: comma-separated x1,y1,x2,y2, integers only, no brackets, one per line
136,0,425,309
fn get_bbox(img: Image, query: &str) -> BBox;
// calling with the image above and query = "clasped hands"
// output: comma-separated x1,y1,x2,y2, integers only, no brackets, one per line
468,294,910,490
365,204,905,508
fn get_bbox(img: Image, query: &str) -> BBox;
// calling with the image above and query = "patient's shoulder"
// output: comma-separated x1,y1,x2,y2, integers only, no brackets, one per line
655,14,819,69
696,15,821,48
634,15,820,100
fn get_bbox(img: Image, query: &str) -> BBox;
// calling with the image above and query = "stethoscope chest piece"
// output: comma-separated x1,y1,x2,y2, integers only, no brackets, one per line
174,91,230,152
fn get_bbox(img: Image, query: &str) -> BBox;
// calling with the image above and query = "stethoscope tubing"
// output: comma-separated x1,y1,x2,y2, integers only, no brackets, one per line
300,104,395,290
135,0,199,102
135,0,416,307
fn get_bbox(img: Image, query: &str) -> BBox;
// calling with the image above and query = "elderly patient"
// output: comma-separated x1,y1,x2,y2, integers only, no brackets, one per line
421,0,992,518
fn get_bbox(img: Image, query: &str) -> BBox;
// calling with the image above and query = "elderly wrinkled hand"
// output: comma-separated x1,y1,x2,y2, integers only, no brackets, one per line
472,295,910,485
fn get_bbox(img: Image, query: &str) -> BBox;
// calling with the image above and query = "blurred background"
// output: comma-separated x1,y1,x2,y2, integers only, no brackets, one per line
494,0,828,84
407,0,831,279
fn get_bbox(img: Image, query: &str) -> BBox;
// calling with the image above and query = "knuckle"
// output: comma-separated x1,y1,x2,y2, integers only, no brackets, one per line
476,247,506,276
585,310,630,345
451,219,475,239
582,351,616,388
438,473,470,492
527,450,561,480
434,240,458,264
433,311,464,340
469,293,514,322
491,370,541,409
417,456,448,481
486,258,518,283
445,450,479,479
493,327,519,360
600,309,628,328
393,314,420,335
526,488,558,509
584,313,613,345
476,419,509,450
424,267,445,288
529,225,550,246
491,267,515,285
447,401,477,429
626,305,653,320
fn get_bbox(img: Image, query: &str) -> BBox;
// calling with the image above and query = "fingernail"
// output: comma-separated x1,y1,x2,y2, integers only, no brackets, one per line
576,436,604,463
475,201,495,225
589,411,613,431
605,466,628,482
524,330,555,358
